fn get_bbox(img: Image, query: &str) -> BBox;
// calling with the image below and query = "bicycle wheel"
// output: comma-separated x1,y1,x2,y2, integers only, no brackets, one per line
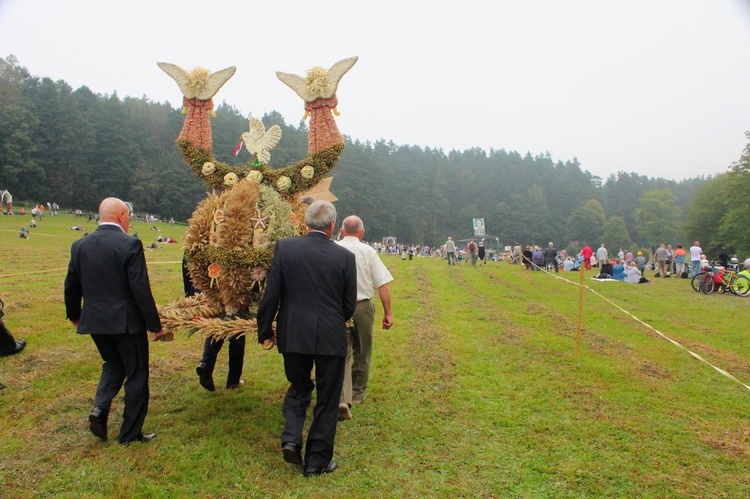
725,275,738,295
732,275,750,297
699,273,714,294
691,272,707,292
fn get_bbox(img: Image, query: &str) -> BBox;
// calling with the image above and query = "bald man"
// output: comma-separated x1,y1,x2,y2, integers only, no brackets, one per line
336,215,393,420
65,197,164,444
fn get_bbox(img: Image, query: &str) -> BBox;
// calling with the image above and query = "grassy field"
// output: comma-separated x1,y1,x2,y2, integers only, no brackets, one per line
1,213,749,497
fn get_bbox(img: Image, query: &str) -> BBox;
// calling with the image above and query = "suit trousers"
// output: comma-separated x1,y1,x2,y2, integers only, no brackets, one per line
0,318,17,354
281,352,345,469
340,299,376,406
200,335,246,387
91,333,150,443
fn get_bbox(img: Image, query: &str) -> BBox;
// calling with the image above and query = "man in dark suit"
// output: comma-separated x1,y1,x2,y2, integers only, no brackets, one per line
64,197,164,444
257,200,356,477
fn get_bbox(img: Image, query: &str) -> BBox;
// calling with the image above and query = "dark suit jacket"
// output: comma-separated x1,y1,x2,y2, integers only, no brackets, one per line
257,231,356,357
64,224,162,335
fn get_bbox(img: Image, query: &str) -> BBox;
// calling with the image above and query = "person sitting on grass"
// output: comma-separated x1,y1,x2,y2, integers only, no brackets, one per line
625,261,650,284
0,298,27,357
19,227,29,239
596,260,614,279
612,259,625,281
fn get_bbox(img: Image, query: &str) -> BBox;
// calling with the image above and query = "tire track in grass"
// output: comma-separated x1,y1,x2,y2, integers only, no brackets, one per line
406,265,455,396
397,263,471,484
415,264,549,494
337,259,514,494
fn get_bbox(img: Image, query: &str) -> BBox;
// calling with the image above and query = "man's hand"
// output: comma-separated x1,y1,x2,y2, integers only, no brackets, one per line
149,329,166,341
262,335,277,350
382,314,393,330
70,320,79,328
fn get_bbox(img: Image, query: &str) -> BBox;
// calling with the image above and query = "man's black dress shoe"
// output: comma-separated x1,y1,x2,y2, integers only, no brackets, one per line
196,362,215,392
120,433,156,445
303,461,338,478
0,339,26,357
88,406,108,441
139,433,157,442
282,442,303,466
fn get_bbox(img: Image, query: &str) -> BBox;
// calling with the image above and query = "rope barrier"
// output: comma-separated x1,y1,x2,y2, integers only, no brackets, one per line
532,264,750,392
0,268,67,278
0,261,182,279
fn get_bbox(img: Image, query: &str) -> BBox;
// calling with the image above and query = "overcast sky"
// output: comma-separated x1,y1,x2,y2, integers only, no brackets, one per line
1,0,749,181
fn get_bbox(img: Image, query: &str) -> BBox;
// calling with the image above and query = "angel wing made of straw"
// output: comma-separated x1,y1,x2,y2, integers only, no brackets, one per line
242,118,282,165
275,56,358,102
157,62,236,100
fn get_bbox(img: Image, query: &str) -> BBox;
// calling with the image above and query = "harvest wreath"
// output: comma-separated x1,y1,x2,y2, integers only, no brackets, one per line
156,57,358,340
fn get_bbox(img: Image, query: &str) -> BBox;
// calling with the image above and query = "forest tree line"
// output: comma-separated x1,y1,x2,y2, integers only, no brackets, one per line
1,55,748,258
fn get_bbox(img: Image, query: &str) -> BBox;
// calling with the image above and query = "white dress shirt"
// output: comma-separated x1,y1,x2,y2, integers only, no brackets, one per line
337,236,393,301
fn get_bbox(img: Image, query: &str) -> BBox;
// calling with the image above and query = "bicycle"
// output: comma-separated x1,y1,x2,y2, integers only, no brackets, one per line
691,265,750,296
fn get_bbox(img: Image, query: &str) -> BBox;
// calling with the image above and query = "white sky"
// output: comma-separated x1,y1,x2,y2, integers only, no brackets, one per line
1,0,749,181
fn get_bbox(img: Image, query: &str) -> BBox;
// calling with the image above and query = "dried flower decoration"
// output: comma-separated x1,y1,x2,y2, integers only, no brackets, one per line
202,162,216,175
224,172,238,186
208,263,221,288
250,266,267,282
246,170,263,183
213,209,225,224
300,165,315,179
276,176,292,192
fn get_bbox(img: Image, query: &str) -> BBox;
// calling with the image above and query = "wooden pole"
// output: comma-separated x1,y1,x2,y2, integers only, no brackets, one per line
575,263,585,359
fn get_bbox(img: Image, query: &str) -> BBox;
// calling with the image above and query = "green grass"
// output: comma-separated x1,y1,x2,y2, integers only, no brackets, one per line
1,214,750,497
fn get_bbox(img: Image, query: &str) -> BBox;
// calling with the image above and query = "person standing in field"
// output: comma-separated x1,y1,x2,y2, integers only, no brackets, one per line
544,242,558,272
467,239,478,266
689,241,703,277
477,241,486,265
581,243,593,270
335,215,393,421
64,197,165,444
444,237,456,265
654,244,668,277
674,245,687,277
596,244,608,268
256,200,356,478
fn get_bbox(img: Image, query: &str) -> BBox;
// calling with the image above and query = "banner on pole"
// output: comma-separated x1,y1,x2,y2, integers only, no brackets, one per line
472,218,485,236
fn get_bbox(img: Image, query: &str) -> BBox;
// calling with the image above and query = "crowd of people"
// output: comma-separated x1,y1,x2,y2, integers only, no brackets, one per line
503,240,750,286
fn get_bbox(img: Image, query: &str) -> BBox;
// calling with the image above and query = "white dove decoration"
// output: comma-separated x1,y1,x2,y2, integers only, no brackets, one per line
242,118,282,165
